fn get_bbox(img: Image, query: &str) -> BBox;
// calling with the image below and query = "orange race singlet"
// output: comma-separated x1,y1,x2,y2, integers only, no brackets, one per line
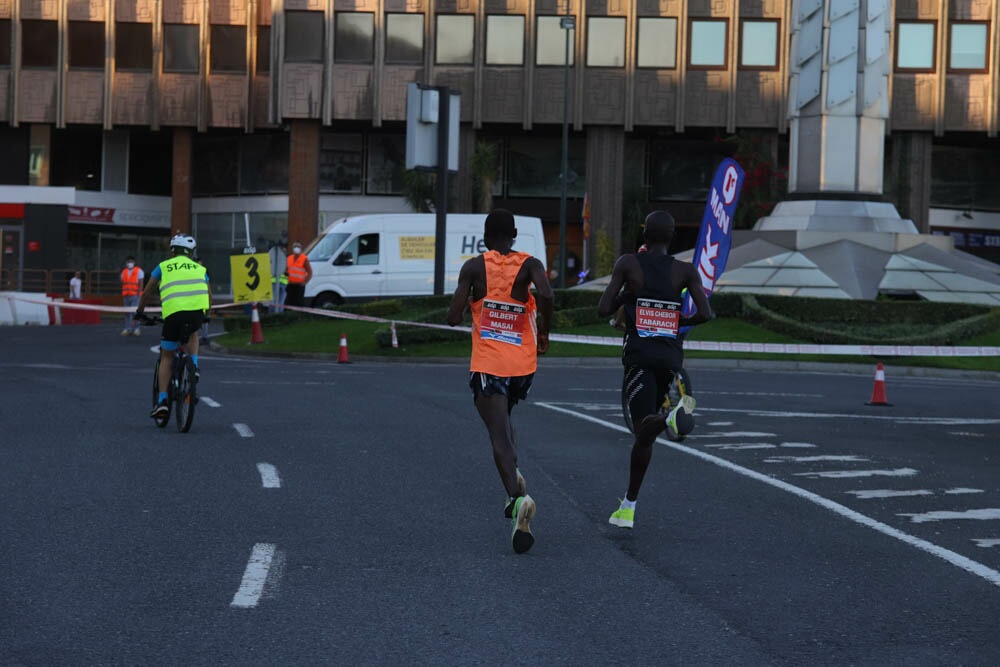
470,250,538,377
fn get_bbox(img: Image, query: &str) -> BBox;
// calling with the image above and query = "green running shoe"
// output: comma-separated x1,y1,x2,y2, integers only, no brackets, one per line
511,494,536,554
665,395,696,442
608,503,635,529
503,469,527,519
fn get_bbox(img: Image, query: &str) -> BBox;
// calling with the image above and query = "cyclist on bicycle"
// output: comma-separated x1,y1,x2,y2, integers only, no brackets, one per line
136,234,211,418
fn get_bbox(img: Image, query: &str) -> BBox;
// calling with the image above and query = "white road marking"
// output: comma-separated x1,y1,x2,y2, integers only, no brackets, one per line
948,432,987,437
200,396,221,408
974,539,1000,548
707,421,734,426
535,401,1000,589
764,455,870,463
256,463,281,489
795,468,918,479
704,443,777,450
945,488,985,495
780,442,818,448
231,543,277,608
847,489,935,499
568,388,824,398
701,431,777,438
233,423,254,438
900,509,1000,523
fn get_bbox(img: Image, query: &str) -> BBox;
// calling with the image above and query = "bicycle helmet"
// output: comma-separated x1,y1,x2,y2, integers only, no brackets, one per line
170,234,197,256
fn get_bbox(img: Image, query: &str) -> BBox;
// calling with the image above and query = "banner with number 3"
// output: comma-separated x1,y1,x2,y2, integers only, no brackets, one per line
230,253,274,304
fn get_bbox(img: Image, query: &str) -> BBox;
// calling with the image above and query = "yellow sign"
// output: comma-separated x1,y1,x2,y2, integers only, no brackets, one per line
399,236,435,260
230,253,273,303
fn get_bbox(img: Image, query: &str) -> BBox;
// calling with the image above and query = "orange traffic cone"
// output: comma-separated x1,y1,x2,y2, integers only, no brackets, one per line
866,363,892,406
390,321,399,349
338,332,350,363
249,303,265,344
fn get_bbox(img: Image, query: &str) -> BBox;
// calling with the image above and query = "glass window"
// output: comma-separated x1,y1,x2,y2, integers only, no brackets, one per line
637,18,677,69
68,21,105,69
0,125,28,184
507,136,586,197
193,136,239,195
741,20,778,68
21,19,58,68
949,22,989,71
689,19,727,69
306,232,350,262
486,15,524,66
649,139,729,200
240,133,289,194
367,135,406,194
436,15,474,65
335,12,374,63
931,145,1000,212
256,26,270,73
338,233,379,266
537,16,574,66
0,20,11,67
386,13,423,64
50,127,102,191
129,130,172,196
164,24,200,73
116,22,153,71
896,21,936,71
285,11,324,63
211,25,246,73
587,17,625,67
320,133,364,193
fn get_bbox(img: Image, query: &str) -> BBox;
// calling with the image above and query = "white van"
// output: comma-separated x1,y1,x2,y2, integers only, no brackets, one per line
302,213,547,307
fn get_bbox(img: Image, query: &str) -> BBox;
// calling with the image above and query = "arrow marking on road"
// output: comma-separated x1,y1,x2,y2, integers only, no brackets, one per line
231,543,277,608
257,463,281,489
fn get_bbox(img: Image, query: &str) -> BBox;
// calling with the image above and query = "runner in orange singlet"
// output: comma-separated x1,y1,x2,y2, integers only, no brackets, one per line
447,209,554,554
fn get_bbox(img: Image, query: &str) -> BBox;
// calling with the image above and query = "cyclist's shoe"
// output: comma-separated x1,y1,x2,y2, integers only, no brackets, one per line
511,494,536,554
120,329,131,336
132,328,141,336
503,469,528,518
150,400,169,418
609,501,635,529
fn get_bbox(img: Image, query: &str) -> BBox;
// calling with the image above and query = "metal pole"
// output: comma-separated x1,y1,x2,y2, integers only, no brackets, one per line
558,15,573,289
433,86,450,295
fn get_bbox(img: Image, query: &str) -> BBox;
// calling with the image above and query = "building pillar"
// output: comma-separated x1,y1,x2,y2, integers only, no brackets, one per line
584,126,624,275
888,132,933,233
171,128,193,234
288,119,320,248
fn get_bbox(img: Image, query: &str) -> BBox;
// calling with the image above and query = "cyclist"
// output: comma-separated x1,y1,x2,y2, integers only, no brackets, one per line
136,234,211,418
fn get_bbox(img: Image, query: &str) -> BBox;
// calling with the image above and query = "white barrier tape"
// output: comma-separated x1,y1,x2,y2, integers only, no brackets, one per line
5,295,249,314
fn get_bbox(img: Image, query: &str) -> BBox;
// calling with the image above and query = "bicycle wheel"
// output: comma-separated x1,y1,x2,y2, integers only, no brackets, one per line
152,358,170,428
174,355,197,433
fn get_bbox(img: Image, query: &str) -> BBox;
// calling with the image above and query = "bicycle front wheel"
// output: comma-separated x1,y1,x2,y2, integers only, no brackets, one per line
152,358,170,428
174,356,197,433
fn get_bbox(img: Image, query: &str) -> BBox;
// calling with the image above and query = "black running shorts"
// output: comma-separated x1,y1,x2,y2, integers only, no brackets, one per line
469,372,534,411
621,364,676,434
161,310,205,347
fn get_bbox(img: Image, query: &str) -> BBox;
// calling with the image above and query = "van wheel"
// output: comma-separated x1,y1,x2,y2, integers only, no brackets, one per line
313,292,342,310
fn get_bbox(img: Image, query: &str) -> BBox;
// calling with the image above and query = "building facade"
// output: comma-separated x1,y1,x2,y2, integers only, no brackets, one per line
0,0,998,296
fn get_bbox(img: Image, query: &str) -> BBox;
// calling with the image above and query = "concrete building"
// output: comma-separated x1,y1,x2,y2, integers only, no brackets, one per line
0,0,997,298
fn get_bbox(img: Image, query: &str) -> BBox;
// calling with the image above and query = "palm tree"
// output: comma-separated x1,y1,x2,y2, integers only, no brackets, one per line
470,141,498,213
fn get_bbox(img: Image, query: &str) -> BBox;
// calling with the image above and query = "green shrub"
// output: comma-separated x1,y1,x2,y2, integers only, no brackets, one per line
553,305,606,329
361,299,403,317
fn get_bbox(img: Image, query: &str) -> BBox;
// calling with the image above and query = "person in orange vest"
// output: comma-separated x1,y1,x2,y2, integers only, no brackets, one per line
120,256,144,336
283,241,312,308
446,209,554,554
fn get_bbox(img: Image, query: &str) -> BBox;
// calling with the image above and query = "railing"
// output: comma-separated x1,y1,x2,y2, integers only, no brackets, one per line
0,268,134,301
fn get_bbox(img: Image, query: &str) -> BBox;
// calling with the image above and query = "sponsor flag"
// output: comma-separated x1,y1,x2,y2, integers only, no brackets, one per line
679,157,744,336
582,192,591,240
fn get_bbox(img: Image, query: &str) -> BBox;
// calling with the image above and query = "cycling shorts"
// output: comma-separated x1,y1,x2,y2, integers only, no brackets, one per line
161,311,205,351
469,372,534,412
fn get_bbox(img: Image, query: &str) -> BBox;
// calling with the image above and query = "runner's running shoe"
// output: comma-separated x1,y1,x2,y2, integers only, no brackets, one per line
511,494,536,554
608,501,635,529
665,395,696,442
503,469,527,518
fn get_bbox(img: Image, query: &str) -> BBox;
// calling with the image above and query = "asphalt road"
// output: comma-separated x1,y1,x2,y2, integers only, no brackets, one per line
2,323,999,666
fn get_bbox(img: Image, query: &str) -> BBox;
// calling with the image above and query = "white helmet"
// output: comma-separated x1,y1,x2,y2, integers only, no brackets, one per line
170,234,197,255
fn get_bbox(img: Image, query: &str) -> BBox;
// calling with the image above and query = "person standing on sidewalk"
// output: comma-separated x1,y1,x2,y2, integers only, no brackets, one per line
120,256,144,336
446,209,554,554
68,271,82,300
284,242,311,308
598,210,713,529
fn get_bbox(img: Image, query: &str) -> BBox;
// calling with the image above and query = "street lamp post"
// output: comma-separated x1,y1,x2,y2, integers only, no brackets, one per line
558,14,574,289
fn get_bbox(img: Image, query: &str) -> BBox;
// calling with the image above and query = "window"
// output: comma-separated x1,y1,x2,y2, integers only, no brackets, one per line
285,11,324,62
21,20,58,68
931,145,1000,212
637,18,677,69
536,16,574,66
740,20,778,69
116,22,153,71
68,21,105,69
896,21,936,71
386,13,423,64
689,19,727,69
587,17,625,67
367,135,406,194
335,12,374,63
129,130,172,196
256,26,270,73
0,20,10,67
240,133,289,194
50,127,102,191
436,15,474,65
193,136,239,195
486,15,524,65
211,25,246,73
164,24,199,73
338,233,379,266
949,22,989,72
320,133,363,193
507,136,586,197
649,139,729,200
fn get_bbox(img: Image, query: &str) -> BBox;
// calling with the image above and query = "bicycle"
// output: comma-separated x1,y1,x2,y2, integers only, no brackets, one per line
136,313,199,433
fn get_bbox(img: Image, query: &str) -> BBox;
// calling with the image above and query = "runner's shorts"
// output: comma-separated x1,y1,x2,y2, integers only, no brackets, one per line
469,372,534,412
621,364,678,434
161,311,205,350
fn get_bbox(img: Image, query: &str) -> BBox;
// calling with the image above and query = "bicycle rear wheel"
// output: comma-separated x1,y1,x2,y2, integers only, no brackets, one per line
152,358,170,428
174,356,197,433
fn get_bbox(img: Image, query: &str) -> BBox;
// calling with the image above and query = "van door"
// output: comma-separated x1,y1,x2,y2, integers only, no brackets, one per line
384,233,436,295
330,232,386,298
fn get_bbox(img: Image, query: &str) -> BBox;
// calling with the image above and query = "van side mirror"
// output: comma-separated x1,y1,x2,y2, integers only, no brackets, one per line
334,252,354,266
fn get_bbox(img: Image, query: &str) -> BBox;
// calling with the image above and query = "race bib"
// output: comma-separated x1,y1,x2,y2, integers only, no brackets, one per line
480,300,527,346
635,298,680,338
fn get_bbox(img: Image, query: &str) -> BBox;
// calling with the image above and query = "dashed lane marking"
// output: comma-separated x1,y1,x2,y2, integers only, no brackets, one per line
900,509,1000,523
848,490,935,499
256,463,281,489
974,539,1000,548
795,468,919,479
233,423,254,438
231,543,277,608
704,443,777,450
200,396,221,408
764,455,870,463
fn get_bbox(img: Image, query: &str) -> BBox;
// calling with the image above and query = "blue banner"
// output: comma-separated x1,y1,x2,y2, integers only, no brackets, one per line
679,157,745,336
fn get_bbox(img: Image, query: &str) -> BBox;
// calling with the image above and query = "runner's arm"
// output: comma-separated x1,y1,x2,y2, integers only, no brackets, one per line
446,259,475,326
679,263,713,327
598,255,638,317
527,258,554,354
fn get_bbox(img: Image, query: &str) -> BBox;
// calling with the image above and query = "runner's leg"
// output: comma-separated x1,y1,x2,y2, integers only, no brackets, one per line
476,393,521,498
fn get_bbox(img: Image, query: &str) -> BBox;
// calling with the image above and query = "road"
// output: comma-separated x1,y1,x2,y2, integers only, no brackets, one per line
2,323,999,665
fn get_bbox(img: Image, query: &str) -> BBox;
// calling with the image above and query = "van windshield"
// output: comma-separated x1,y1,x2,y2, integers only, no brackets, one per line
306,233,350,262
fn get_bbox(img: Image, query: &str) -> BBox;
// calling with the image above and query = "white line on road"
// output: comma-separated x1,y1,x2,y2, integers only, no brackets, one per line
847,489,935,499
795,468,919,479
704,443,777,450
900,509,1000,523
233,423,254,438
535,401,1000,590
764,455,870,463
946,488,985,495
231,543,276,608
780,442,818,448
699,431,777,438
200,396,221,408
257,463,281,489
974,539,1000,548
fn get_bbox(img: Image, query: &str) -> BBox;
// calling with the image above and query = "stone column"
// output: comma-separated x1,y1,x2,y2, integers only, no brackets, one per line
584,126,624,275
287,119,320,248
888,131,933,233
171,128,193,234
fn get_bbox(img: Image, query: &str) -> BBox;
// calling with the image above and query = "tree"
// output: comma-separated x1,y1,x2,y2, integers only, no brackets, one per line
470,140,499,213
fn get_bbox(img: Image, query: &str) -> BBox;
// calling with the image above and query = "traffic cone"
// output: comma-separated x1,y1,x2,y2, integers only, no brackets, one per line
249,303,265,344
338,332,350,363
866,363,892,406
390,321,399,349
